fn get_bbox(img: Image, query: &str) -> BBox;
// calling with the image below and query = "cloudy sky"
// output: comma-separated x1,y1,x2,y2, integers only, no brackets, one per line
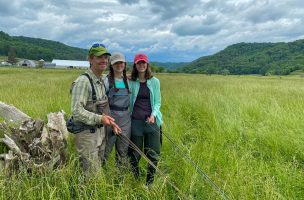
1,0,304,62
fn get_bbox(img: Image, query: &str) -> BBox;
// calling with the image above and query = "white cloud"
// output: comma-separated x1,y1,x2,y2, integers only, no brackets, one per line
171,14,224,36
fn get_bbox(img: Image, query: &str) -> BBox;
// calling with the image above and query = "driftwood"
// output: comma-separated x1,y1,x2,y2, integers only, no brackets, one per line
0,101,31,124
0,102,68,174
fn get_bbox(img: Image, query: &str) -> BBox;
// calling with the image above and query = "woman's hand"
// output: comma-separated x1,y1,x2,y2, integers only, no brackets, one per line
147,115,155,124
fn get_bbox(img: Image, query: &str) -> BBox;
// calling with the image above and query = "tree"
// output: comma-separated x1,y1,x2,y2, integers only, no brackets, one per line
154,66,165,73
150,62,166,73
7,47,17,64
206,68,218,75
220,69,230,76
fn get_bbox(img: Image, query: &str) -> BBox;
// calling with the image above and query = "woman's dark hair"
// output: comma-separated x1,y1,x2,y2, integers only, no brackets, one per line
108,63,130,92
131,63,153,81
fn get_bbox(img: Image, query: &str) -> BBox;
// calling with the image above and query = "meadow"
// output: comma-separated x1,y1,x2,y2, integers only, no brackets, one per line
0,67,304,199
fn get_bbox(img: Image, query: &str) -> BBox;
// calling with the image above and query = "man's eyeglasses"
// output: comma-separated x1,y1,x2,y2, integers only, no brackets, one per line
91,43,105,48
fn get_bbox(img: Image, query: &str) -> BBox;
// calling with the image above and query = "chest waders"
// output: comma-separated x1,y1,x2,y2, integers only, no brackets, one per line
104,80,131,167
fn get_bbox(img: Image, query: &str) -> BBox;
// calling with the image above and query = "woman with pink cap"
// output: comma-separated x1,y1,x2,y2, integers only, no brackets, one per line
128,53,163,185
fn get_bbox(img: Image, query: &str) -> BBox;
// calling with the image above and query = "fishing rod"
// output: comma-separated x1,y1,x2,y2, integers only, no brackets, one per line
147,123,230,200
118,134,190,200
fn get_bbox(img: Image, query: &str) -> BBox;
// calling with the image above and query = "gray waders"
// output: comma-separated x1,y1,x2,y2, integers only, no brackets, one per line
104,86,131,168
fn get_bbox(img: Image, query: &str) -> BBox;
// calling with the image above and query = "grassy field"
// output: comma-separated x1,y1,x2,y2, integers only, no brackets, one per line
0,67,304,199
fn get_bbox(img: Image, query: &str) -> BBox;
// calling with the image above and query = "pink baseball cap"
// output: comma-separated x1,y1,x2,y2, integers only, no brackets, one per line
134,53,148,64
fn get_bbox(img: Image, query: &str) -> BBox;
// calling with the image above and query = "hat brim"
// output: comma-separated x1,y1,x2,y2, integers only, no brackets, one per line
93,52,111,57
111,59,126,65
135,59,148,64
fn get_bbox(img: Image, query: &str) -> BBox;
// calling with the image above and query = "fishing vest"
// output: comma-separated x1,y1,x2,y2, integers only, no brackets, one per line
67,73,109,134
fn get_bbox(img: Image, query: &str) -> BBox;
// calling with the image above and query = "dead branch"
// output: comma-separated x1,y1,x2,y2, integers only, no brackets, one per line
0,101,31,124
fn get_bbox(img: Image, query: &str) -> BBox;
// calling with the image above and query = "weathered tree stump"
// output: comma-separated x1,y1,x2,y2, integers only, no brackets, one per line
0,102,68,175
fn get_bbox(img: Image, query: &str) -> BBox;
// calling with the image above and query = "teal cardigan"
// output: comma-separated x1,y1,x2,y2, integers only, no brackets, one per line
129,76,163,127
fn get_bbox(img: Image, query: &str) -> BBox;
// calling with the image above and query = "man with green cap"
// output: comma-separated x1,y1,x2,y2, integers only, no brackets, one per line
70,43,121,172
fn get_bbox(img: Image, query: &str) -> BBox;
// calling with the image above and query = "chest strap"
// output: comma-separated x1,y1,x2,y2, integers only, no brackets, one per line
110,105,129,111
82,73,97,102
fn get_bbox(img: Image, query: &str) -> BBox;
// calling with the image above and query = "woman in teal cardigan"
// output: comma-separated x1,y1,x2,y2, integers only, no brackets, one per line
129,53,162,185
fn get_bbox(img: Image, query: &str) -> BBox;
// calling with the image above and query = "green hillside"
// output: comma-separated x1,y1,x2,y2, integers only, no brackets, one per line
180,40,304,75
0,31,87,62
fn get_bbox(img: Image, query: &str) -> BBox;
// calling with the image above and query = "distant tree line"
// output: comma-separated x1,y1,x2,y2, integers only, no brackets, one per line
180,40,304,75
125,62,166,73
4,30,303,75
0,31,87,62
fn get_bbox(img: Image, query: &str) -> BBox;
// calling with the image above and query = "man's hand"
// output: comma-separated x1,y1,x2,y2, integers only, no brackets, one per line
101,114,122,135
101,114,115,126
110,121,122,135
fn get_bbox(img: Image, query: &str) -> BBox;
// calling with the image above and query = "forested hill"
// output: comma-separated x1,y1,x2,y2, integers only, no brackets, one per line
0,31,87,61
180,39,304,75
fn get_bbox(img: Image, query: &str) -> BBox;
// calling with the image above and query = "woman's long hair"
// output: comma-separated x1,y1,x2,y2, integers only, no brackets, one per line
131,63,153,81
108,63,130,92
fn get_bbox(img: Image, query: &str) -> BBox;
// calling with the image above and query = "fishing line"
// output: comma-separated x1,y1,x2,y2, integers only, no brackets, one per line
118,134,189,199
147,123,230,200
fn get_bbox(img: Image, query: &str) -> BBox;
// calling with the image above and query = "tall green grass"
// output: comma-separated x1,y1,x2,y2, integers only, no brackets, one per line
0,68,303,199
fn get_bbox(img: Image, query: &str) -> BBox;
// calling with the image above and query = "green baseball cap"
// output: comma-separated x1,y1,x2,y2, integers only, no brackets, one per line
88,43,111,57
